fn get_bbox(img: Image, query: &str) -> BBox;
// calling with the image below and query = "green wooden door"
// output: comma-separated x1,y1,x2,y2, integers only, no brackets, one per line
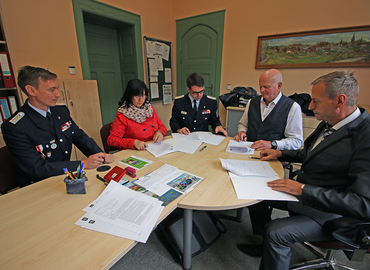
84,22,124,125
177,10,225,100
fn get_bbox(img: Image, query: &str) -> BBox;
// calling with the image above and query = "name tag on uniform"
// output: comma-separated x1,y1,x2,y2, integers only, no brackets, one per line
61,121,72,132
181,111,187,115
202,109,211,114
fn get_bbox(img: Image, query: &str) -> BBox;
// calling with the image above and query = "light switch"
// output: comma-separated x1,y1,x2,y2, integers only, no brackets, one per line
69,66,76,75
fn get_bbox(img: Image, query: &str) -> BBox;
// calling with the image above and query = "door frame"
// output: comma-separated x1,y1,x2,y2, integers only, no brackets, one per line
176,10,225,98
72,0,144,80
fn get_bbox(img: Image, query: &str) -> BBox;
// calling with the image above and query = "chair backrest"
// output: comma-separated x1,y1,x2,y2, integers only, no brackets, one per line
0,146,19,194
100,122,119,153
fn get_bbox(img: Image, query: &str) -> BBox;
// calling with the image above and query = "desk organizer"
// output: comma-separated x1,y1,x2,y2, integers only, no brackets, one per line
64,173,87,194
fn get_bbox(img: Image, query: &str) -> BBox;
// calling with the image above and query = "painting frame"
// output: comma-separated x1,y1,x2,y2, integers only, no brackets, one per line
256,25,370,69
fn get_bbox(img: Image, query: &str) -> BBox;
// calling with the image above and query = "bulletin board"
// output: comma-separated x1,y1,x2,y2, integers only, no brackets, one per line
143,36,173,104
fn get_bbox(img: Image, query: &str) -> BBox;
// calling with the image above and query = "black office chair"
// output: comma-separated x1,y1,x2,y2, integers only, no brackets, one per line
0,145,19,194
290,217,370,270
100,122,119,153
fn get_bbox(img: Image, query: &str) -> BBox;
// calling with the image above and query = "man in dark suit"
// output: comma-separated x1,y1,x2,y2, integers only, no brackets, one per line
237,70,370,270
170,72,227,136
1,65,114,187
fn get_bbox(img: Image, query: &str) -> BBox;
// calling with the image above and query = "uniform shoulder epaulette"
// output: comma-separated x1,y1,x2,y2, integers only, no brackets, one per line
207,95,216,100
175,95,184,99
9,112,25,124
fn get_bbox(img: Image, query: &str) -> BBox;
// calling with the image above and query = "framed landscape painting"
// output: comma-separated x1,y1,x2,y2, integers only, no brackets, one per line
256,25,370,68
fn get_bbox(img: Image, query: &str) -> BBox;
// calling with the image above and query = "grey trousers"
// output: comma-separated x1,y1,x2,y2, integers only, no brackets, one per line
259,215,331,270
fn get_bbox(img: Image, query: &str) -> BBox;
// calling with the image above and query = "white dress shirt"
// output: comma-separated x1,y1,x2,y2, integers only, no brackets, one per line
237,92,304,150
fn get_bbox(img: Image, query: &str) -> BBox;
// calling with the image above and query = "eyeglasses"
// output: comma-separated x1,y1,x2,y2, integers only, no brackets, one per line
190,89,204,95
133,94,146,99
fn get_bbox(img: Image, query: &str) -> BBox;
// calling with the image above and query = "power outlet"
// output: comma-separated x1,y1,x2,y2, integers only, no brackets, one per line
226,84,232,90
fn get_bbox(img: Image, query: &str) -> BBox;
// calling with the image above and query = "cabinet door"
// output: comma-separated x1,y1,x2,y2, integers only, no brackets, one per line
60,80,104,160
226,107,245,137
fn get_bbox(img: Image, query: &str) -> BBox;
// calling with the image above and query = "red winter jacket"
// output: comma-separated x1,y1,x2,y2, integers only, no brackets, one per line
107,106,167,150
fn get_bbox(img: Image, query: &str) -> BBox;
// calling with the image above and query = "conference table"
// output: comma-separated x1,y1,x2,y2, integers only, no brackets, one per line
0,136,283,270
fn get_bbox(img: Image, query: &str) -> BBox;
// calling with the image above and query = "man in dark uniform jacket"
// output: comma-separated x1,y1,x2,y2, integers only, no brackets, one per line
234,69,303,151
237,71,370,270
170,72,227,136
1,66,114,187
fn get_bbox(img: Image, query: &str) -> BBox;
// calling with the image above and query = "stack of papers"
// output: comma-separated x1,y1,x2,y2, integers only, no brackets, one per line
75,181,164,243
226,140,254,155
220,158,298,202
146,131,225,157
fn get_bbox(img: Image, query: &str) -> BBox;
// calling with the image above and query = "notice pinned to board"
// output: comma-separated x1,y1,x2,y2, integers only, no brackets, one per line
163,84,172,105
144,37,172,104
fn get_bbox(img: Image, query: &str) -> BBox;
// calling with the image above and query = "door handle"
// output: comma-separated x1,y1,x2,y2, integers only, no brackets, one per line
205,83,214,96
67,90,73,106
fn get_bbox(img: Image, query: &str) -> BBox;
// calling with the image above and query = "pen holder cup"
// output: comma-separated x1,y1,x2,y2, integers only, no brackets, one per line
64,172,87,194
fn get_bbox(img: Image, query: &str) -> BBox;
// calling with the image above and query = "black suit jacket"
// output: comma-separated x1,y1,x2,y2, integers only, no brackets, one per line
280,108,370,223
1,101,102,187
170,94,222,133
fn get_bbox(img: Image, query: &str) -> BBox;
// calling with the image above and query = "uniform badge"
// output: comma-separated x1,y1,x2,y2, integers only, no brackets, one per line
46,152,52,158
9,112,25,124
181,111,187,115
51,143,57,149
61,121,72,132
202,109,211,114
35,144,46,159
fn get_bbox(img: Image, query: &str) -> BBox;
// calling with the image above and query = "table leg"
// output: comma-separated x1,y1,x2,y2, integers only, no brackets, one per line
183,209,193,270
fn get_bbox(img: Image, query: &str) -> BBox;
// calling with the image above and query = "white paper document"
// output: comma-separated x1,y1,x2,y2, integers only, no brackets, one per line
76,181,164,243
220,158,278,178
226,140,254,155
228,172,298,201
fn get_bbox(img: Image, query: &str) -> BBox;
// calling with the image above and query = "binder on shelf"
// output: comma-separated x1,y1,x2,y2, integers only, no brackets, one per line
7,96,18,115
0,68,4,88
0,52,15,88
0,96,11,121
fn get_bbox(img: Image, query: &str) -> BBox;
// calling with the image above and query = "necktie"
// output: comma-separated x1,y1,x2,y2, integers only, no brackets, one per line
46,112,54,127
193,100,197,115
322,124,335,140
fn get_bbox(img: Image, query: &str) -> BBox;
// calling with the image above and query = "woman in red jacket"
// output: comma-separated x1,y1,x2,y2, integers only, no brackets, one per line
107,79,167,150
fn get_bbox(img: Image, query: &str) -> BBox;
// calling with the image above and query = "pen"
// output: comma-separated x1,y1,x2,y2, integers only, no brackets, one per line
79,162,84,178
200,145,207,152
64,168,75,179
76,164,81,178
249,156,261,160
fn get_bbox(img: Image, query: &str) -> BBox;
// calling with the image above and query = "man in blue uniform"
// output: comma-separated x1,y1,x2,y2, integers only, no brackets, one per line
1,66,114,187
170,72,227,136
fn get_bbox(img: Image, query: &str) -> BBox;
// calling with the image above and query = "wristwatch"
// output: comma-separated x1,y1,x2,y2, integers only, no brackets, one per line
271,140,277,149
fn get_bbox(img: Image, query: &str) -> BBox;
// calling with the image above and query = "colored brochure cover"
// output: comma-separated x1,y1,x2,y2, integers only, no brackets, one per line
134,163,204,195
119,155,152,169
124,180,182,207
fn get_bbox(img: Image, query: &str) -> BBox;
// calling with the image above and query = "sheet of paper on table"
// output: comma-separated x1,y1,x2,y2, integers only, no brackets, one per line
146,131,226,157
76,181,164,243
228,172,298,202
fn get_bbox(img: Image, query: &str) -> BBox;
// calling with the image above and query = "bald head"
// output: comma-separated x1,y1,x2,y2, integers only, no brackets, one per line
260,69,283,85
259,69,283,104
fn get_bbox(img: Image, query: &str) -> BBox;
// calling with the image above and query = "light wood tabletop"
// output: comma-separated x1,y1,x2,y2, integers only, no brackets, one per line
0,136,283,270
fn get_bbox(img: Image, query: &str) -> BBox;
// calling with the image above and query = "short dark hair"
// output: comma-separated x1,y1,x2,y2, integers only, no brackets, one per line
17,65,57,95
186,72,204,89
311,70,359,106
119,79,149,107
